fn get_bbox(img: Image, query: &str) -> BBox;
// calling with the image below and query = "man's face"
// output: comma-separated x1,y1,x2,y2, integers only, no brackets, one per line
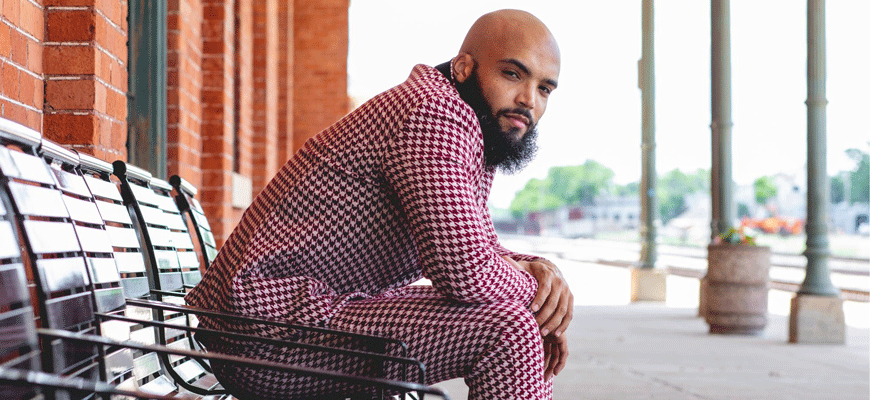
456,44,560,173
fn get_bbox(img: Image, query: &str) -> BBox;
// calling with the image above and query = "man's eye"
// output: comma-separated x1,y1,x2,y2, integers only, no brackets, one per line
503,70,519,79
539,86,552,95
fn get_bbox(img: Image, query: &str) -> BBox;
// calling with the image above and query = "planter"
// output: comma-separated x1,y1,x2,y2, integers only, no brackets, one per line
704,243,771,334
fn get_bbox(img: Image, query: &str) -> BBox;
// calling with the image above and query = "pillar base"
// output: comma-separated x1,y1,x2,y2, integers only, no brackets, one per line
631,268,667,302
789,294,845,344
698,275,708,317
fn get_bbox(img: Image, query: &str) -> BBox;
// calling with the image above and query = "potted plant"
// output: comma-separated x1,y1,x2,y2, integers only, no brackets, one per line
701,227,771,334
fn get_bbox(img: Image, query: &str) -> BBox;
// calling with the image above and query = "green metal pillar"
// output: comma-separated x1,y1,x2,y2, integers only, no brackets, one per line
710,0,734,241
639,0,657,269
127,0,167,178
800,0,838,296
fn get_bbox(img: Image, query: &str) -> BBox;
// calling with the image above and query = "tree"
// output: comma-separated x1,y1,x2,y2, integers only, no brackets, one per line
509,160,617,218
657,169,709,224
830,175,845,204
547,161,615,205
753,176,777,205
509,178,563,218
846,147,869,204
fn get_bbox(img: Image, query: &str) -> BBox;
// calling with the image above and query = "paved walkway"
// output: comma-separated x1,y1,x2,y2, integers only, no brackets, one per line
432,254,870,400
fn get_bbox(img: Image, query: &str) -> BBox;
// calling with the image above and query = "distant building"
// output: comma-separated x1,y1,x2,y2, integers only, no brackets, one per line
496,195,640,238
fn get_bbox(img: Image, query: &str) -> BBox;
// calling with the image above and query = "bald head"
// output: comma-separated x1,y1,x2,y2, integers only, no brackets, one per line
459,10,560,67
449,10,561,172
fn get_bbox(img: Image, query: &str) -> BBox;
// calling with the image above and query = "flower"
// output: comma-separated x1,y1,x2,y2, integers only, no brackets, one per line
715,227,756,245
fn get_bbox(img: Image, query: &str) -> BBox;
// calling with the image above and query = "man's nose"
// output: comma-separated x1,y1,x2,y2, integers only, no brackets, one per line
515,85,536,110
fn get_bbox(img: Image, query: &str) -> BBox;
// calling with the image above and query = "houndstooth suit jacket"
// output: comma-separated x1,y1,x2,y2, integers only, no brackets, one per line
186,64,540,333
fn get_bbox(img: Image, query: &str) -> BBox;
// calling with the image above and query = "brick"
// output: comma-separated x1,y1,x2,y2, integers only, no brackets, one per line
43,0,97,6
3,0,20,26
2,101,27,126
11,30,26,65
25,109,41,131
18,73,37,109
106,89,125,119
0,22,11,57
44,112,99,145
2,62,19,98
110,120,127,150
45,78,95,110
47,9,97,42
26,40,41,75
20,0,43,41
44,45,97,75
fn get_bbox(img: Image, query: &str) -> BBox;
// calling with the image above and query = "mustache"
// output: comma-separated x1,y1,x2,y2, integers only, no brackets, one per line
495,108,535,127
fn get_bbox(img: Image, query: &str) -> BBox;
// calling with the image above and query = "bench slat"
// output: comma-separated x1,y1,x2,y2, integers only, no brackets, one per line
8,181,69,218
0,221,21,259
93,287,126,313
23,220,80,254
0,263,28,308
113,251,146,273
130,184,159,207
163,212,188,231
95,200,132,225
155,249,180,270
105,225,141,249
172,231,195,250
0,148,55,185
45,291,95,330
83,175,123,202
138,375,176,397
0,309,36,362
120,277,150,299
177,251,199,270
158,272,183,292
75,225,115,254
36,257,89,294
51,167,92,198
87,257,121,284
62,194,104,225
104,348,134,379
129,326,156,346
148,227,174,248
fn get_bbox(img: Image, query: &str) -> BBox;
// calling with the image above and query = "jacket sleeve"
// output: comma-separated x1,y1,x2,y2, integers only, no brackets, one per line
383,100,537,305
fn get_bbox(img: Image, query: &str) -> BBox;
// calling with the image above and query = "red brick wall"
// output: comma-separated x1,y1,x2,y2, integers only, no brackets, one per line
293,0,349,152
0,0,350,249
251,0,279,195
200,0,236,246
277,0,294,164
167,0,203,188
43,0,128,161
1,0,43,132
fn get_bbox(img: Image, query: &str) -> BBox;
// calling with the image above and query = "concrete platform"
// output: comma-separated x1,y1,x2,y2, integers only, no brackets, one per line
432,256,870,400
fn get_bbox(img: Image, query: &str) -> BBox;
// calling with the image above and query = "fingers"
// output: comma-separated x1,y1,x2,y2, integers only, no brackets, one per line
542,335,569,380
548,292,574,337
529,263,554,315
553,337,569,377
544,342,562,381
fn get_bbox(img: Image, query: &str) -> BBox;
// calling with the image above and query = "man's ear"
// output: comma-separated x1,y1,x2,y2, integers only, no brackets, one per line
452,53,474,83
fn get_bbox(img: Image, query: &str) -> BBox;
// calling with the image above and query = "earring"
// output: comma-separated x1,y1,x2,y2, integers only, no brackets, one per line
449,58,457,83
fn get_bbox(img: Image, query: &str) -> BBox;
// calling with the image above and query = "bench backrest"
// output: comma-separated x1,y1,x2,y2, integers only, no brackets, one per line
0,126,40,399
169,176,218,269
0,142,104,393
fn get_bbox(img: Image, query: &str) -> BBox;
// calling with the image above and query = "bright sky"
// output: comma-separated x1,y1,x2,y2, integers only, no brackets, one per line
348,0,870,209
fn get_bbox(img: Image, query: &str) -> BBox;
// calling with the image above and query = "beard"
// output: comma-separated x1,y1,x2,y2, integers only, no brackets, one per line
455,67,539,174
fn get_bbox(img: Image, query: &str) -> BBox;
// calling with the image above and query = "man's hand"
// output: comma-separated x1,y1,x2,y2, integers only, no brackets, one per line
503,256,573,379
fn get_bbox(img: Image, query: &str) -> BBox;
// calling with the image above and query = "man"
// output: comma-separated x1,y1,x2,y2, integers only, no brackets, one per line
187,9,572,400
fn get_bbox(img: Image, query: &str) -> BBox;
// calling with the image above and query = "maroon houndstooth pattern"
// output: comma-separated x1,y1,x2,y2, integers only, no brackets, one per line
186,64,551,399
